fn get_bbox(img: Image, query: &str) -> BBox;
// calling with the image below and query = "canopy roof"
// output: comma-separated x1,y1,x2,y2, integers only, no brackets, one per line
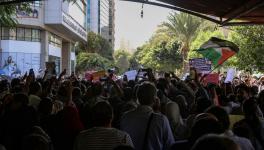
122,0,264,26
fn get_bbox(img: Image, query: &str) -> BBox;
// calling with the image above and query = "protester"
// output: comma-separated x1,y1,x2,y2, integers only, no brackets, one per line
206,106,254,150
0,66,264,150
120,82,175,150
74,101,133,150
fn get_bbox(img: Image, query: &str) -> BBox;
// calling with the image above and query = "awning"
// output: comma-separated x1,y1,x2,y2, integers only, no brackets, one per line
121,0,264,26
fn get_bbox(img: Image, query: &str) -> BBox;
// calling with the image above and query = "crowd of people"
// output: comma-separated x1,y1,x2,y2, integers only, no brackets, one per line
0,68,264,150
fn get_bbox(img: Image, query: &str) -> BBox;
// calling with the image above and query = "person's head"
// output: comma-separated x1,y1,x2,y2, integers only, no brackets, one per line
29,82,42,96
195,97,212,113
156,78,169,94
127,80,136,89
11,93,29,111
90,101,113,127
38,97,53,115
191,134,240,150
205,106,230,132
137,82,157,106
236,84,250,102
243,98,258,118
123,87,133,102
123,75,128,82
251,86,258,96
92,82,103,97
191,113,222,143
72,87,82,100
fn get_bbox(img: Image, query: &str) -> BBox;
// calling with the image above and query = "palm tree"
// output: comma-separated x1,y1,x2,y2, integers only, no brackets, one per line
162,12,203,74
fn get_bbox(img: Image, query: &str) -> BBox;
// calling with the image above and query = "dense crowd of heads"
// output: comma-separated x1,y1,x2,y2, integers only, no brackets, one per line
0,68,264,150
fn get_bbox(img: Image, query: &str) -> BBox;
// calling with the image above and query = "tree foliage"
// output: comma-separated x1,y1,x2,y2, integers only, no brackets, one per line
76,52,113,73
161,12,204,72
133,29,182,72
0,3,30,26
188,29,225,59
113,50,131,74
77,32,113,60
228,25,264,71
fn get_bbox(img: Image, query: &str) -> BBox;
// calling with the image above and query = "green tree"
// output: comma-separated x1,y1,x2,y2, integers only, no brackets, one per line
134,29,182,72
76,52,113,73
77,32,113,60
0,3,30,26
188,29,225,59
228,25,264,71
114,50,131,74
162,12,204,73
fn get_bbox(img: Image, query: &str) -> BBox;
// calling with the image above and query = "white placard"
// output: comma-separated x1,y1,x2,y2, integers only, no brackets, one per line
225,68,236,83
124,70,137,81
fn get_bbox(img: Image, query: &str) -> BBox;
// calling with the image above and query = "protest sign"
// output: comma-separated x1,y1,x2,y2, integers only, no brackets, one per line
92,70,106,81
124,70,137,81
85,70,106,81
189,58,212,74
204,73,219,85
225,68,236,83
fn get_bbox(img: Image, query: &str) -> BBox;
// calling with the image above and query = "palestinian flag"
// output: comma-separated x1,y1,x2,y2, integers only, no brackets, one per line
197,37,239,66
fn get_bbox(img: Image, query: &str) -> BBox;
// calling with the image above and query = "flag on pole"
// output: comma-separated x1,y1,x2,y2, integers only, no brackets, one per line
197,37,239,66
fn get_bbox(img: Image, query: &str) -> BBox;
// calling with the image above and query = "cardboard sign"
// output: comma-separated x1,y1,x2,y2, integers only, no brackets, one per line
205,73,219,85
85,70,106,81
124,70,137,81
225,68,236,83
189,58,212,74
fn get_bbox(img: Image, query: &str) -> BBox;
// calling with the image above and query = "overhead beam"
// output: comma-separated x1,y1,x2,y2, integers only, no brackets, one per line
120,0,221,24
223,21,264,26
221,0,264,25
0,0,42,5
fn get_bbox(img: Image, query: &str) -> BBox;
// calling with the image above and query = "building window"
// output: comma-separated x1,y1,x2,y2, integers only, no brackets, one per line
32,29,40,42
17,28,25,40
1,27,10,40
9,28,16,40
25,28,32,41
49,33,62,47
1,27,40,42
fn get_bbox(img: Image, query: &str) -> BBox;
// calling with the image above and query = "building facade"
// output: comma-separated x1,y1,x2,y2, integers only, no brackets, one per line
87,0,115,47
0,0,87,78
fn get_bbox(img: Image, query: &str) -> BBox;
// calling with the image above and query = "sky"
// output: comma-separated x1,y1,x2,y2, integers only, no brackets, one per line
114,0,172,50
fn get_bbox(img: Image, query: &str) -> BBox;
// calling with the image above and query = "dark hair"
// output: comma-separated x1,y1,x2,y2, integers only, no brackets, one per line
205,106,229,131
243,98,258,118
38,97,53,115
92,82,103,97
191,134,239,150
191,116,222,143
156,78,169,93
29,82,42,95
195,97,212,113
72,87,82,99
123,87,133,102
13,93,29,106
137,82,157,105
90,101,113,127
